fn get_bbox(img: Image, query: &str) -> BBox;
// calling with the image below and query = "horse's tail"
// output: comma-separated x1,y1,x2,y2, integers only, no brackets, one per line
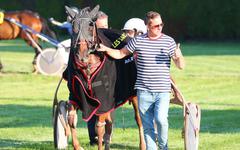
40,17,58,40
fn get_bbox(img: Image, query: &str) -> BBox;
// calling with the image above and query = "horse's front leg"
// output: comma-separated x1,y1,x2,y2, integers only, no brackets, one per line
71,127,81,150
104,113,113,150
97,113,112,150
131,96,146,150
96,120,105,150
68,105,83,150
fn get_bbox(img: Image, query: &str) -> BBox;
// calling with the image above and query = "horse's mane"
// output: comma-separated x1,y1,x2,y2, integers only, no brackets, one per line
22,10,40,18
5,10,40,18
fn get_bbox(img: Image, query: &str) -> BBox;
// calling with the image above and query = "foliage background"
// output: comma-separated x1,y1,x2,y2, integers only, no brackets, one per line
0,0,240,41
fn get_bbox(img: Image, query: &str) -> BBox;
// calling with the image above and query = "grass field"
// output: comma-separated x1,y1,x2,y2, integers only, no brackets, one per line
0,39,240,150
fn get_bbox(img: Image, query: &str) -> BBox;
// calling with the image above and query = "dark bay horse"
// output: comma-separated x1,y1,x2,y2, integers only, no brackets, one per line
62,5,147,150
0,10,56,72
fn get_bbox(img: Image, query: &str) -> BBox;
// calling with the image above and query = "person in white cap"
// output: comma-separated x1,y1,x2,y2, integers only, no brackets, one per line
122,18,147,38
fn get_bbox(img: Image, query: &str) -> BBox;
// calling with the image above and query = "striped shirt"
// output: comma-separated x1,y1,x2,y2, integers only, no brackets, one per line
126,33,176,92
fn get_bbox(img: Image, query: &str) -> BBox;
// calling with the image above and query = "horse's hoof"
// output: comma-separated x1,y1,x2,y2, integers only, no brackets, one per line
104,143,110,150
32,68,38,74
80,147,84,150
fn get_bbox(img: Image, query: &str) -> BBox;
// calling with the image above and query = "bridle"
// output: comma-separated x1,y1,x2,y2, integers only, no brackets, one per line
71,14,102,76
72,17,99,51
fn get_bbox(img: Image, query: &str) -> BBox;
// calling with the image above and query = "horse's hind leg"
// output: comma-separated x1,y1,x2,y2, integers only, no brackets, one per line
21,32,41,73
71,127,81,150
32,47,41,73
131,96,146,150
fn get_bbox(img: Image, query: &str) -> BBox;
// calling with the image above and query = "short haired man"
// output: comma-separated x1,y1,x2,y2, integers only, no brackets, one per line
98,11,185,150
95,11,108,29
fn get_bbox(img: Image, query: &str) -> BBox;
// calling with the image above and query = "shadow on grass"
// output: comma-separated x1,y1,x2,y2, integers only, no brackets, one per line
0,104,88,128
0,104,53,128
0,138,53,149
110,143,138,150
0,39,54,53
0,103,239,134
0,46,33,53
0,138,139,150
0,71,32,75
168,106,240,133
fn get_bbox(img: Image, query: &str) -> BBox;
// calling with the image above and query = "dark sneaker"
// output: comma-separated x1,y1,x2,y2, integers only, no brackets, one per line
90,138,98,146
90,137,105,146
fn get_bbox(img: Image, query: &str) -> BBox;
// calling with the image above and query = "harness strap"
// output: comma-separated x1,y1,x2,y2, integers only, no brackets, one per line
52,77,63,118
95,24,100,48
58,113,70,136
170,80,199,133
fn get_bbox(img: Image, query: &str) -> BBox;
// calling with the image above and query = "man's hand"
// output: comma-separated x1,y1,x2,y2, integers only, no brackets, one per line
173,43,183,59
49,17,54,22
172,43,185,69
97,44,109,52
97,44,130,59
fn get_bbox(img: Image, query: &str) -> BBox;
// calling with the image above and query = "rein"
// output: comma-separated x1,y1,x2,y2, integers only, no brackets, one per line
72,18,97,49
72,17,102,78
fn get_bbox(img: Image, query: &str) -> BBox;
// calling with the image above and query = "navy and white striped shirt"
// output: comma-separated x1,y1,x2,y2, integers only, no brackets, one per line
126,33,176,92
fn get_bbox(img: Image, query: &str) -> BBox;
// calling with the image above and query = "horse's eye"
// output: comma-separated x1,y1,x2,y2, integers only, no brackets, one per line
89,22,94,26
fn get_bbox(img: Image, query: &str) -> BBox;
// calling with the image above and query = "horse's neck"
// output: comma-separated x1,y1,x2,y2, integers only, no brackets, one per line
21,10,40,18
78,49,88,61
76,47,101,78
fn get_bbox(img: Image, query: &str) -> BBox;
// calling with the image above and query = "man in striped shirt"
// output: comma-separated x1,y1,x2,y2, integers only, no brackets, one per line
98,11,185,150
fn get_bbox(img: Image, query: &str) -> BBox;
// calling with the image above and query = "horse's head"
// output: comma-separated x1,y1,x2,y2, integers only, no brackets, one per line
65,5,99,49
65,5,104,77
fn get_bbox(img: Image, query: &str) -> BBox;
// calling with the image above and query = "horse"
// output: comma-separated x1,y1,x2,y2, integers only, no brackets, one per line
61,5,187,150
62,5,148,150
0,10,56,72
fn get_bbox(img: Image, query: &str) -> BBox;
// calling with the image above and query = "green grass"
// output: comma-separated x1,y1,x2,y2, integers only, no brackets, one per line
0,39,240,150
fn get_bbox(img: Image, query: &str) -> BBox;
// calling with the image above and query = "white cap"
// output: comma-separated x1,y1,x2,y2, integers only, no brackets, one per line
122,18,147,34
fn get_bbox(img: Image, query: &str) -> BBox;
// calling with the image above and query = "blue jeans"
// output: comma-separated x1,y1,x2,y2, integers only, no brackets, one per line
137,90,170,150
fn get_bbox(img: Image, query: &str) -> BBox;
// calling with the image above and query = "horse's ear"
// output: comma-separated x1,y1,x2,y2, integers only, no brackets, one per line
89,5,100,19
65,6,77,20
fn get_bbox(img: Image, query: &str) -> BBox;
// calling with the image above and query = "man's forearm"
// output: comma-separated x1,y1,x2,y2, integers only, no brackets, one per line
105,48,125,59
98,44,130,59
